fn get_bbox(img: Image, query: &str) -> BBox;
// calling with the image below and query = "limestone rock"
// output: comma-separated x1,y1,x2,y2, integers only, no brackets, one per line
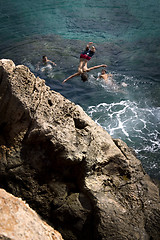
0,59,160,240
0,188,63,240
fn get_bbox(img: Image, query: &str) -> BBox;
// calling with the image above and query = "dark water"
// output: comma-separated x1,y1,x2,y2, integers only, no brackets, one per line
0,0,160,179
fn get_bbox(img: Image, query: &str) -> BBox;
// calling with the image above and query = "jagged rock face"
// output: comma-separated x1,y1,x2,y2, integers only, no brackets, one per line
0,188,63,240
0,59,160,240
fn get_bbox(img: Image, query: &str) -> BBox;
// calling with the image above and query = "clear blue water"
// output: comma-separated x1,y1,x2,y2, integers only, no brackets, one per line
0,0,160,179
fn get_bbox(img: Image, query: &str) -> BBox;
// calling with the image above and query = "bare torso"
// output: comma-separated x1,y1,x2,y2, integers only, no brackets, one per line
100,73,113,85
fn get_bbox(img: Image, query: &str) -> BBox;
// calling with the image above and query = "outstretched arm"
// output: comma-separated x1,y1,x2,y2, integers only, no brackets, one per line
87,64,107,72
62,72,81,83
48,60,57,66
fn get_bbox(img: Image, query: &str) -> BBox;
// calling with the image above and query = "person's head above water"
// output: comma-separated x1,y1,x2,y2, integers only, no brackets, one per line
42,56,48,62
101,69,107,74
81,72,88,82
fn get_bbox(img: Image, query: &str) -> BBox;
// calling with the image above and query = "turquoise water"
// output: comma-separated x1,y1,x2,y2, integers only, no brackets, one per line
0,0,160,179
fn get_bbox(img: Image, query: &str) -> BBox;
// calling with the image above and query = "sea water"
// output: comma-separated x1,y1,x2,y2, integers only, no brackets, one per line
0,0,160,180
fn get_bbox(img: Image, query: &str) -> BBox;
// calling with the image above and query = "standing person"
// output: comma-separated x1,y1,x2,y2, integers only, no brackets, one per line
78,42,96,73
42,56,57,66
62,64,107,83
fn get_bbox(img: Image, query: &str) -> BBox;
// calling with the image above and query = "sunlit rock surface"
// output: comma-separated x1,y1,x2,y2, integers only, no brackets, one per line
0,59,160,240
0,188,63,240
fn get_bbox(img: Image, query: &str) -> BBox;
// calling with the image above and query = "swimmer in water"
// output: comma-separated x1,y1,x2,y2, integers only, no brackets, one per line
98,69,128,92
98,69,113,85
63,64,107,83
42,56,57,66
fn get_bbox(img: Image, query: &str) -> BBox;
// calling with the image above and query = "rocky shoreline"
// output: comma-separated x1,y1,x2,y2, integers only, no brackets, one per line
0,59,160,240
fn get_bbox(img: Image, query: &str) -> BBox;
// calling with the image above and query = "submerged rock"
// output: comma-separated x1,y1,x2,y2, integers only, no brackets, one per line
0,59,160,240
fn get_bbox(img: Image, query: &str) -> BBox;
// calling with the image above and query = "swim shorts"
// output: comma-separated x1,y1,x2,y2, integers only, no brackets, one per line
80,53,91,61
80,49,94,61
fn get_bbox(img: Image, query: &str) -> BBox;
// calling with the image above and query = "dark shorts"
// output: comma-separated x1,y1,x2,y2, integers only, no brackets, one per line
80,54,91,61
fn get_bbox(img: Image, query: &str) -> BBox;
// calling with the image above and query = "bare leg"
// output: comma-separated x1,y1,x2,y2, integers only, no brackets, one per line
78,59,84,73
87,64,107,72
78,59,88,73
82,61,88,72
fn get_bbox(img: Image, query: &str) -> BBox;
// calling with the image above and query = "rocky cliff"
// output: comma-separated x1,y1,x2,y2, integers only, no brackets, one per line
0,59,160,240
0,188,63,240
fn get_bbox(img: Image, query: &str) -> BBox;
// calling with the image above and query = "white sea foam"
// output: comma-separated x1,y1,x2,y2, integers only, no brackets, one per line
87,100,160,157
